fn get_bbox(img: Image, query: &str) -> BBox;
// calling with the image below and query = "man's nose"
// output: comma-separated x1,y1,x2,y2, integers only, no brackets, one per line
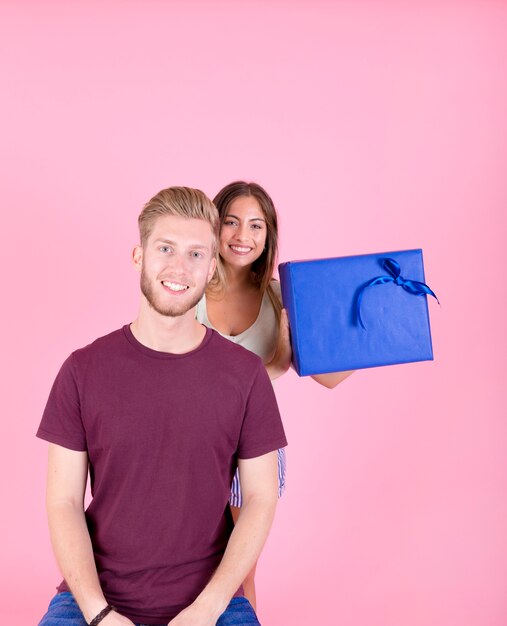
165,252,188,274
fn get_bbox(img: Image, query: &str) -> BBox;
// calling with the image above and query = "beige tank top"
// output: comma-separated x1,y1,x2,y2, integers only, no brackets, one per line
195,281,281,364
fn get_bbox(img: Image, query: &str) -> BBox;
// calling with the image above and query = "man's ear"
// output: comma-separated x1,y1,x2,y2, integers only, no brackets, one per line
132,245,143,272
207,257,217,283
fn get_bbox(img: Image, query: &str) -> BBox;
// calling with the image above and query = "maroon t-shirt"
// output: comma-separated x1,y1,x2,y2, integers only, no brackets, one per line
37,325,287,624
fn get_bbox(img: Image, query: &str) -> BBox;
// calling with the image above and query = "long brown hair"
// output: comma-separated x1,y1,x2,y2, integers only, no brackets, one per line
209,181,281,316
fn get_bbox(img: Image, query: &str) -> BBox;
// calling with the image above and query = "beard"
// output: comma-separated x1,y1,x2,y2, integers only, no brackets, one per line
140,269,206,317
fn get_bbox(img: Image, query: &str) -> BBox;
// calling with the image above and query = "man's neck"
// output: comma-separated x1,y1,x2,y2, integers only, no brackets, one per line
130,301,206,354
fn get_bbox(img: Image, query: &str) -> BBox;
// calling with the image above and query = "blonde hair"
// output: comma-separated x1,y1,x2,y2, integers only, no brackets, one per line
139,186,220,252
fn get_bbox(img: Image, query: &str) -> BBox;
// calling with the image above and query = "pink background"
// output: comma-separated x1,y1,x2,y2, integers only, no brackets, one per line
2,1,506,624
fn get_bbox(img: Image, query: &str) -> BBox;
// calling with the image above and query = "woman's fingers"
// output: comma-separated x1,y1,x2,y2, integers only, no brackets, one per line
277,309,292,365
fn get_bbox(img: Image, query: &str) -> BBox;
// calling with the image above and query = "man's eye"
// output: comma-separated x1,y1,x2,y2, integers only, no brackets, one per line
191,251,203,258
160,246,171,253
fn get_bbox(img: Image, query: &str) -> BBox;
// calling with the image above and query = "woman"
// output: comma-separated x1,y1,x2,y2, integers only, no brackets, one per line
195,181,353,609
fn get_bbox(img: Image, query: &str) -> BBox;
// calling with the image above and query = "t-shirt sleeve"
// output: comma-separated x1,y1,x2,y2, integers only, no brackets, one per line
36,354,87,452
237,360,287,460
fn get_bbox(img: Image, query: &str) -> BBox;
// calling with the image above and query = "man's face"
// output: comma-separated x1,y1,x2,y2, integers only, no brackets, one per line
134,214,217,317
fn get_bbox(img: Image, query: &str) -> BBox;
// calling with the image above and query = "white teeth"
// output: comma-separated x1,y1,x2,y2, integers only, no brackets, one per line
162,281,188,291
230,246,252,252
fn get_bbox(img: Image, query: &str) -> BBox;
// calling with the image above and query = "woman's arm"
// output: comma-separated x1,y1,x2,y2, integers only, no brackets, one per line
311,370,354,389
265,309,292,380
266,307,354,387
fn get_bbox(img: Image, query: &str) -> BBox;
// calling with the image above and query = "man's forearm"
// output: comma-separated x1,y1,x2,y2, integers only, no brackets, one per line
193,494,277,617
48,501,109,623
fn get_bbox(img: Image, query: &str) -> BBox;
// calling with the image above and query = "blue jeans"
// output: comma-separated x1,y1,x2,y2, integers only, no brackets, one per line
38,592,261,625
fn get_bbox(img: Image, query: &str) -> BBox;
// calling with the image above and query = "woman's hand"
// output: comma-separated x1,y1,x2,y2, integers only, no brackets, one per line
266,309,292,380
311,370,354,389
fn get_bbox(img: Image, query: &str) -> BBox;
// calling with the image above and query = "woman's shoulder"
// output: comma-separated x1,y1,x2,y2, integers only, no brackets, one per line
195,293,209,325
269,278,282,299
267,279,282,311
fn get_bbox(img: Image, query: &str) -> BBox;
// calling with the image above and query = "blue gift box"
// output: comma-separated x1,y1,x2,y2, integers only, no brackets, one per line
278,249,438,376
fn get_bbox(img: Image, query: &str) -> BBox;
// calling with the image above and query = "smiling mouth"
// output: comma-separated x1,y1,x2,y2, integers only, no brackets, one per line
162,281,189,292
229,245,253,254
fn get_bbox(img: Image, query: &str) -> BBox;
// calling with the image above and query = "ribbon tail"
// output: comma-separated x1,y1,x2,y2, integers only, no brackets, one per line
356,276,394,329
402,280,440,304
356,287,367,330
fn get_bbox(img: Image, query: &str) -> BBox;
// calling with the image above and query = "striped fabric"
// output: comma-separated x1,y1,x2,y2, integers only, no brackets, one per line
229,447,286,508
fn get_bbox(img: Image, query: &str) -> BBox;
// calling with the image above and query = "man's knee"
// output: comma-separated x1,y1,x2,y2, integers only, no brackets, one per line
38,593,87,626
216,597,260,625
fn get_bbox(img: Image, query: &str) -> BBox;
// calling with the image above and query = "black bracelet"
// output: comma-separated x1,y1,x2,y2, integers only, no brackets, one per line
89,604,115,626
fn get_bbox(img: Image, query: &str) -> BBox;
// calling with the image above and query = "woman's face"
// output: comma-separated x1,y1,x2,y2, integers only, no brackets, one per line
219,195,268,269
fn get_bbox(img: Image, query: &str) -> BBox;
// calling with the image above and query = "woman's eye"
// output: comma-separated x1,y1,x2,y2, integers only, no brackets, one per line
252,224,263,230
224,220,237,227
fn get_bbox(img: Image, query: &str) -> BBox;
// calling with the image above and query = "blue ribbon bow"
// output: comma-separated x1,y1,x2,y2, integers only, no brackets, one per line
356,257,439,330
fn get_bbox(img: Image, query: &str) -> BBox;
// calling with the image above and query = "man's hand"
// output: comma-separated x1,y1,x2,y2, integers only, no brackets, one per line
168,598,223,626
100,611,136,625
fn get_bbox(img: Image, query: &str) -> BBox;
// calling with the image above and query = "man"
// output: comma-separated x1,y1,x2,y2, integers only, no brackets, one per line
37,187,287,626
